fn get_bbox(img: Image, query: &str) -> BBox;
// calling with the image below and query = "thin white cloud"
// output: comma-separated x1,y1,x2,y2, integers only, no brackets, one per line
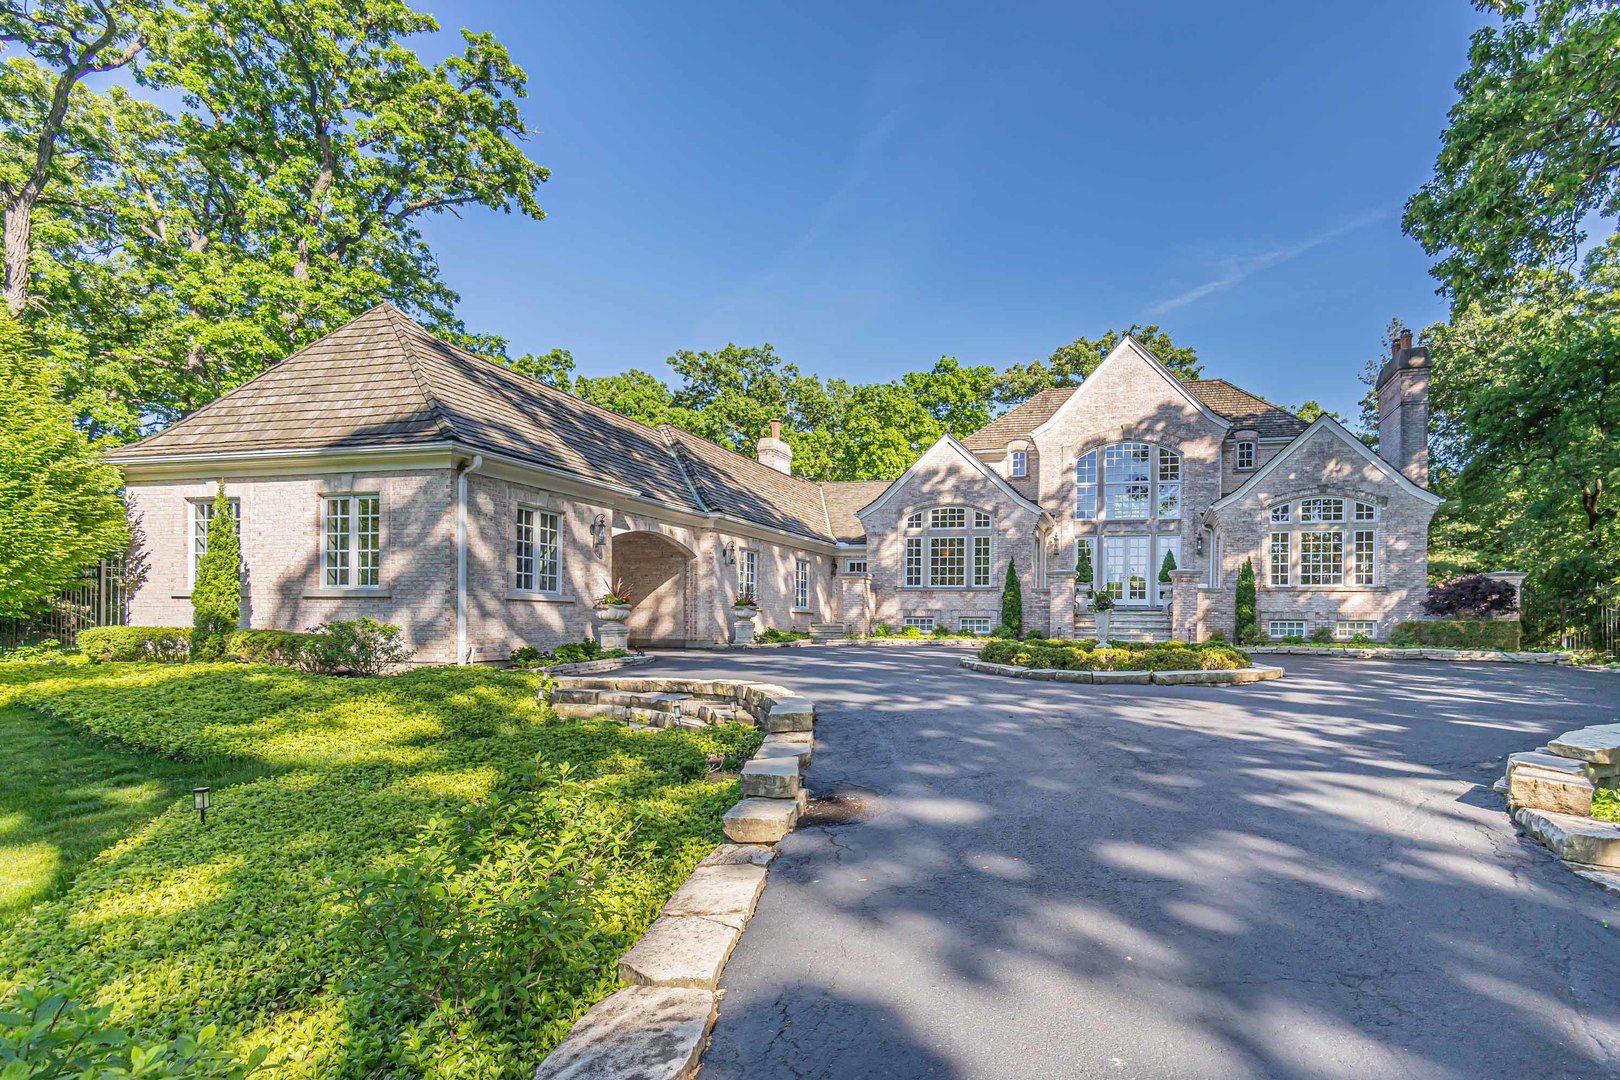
1148,209,1389,315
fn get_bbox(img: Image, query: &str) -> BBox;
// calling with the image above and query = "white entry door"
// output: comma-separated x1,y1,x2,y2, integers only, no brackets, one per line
1104,536,1151,606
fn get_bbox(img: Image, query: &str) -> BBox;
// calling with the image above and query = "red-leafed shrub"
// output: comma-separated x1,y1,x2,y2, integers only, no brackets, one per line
1421,574,1518,619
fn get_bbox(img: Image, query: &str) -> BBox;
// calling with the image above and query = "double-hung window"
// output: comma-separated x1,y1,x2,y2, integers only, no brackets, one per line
1156,448,1181,519
1237,441,1256,470
904,506,993,587
322,494,381,588
515,507,561,593
794,558,810,609
739,549,758,598
1075,451,1098,521
1269,531,1291,587
1010,450,1027,478
189,497,241,585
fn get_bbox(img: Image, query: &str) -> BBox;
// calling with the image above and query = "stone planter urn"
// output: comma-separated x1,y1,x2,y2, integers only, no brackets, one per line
596,603,631,651
1094,609,1112,647
732,606,758,645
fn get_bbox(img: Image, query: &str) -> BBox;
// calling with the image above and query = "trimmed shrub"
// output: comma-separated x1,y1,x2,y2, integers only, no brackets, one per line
1394,620,1521,650
302,617,415,675
872,622,893,638
977,638,1250,672
1235,559,1258,644
1422,574,1518,619
899,625,924,638
511,645,543,667
78,626,191,663
1309,625,1334,644
758,628,811,644
1001,558,1023,637
190,485,242,662
1076,542,1094,591
1159,549,1177,583
225,630,320,666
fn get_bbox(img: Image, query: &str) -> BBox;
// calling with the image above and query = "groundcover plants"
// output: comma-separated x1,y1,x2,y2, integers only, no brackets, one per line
978,638,1252,672
0,662,760,1078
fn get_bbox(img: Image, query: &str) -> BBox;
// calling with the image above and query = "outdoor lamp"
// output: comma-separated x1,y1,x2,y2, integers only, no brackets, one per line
591,514,608,551
193,786,211,825
672,700,683,725
721,540,736,565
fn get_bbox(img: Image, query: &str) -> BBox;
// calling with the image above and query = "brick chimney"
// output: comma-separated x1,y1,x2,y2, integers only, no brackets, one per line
1375,329,1430,486
756,418,793,474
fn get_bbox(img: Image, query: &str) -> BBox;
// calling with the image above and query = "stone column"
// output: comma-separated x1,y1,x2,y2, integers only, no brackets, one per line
838,572,872,636
1169,569,1201,642
1484,571,1529,620
1047,569,1077,639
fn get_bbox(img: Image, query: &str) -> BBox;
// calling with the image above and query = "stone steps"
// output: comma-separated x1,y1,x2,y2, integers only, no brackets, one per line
1074,611,1175,643
808,622,845,643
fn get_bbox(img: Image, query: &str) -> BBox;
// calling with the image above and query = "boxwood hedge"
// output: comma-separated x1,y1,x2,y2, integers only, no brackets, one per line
978,638,1251,671
0,663,762,1079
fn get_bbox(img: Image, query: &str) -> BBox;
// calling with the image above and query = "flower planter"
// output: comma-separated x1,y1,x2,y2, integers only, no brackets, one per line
596,603,632,650
1094,610,1112,646
732,607,758,645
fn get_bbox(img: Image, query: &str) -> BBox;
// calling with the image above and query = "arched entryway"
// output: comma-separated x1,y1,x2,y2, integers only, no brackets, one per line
609,531,695,647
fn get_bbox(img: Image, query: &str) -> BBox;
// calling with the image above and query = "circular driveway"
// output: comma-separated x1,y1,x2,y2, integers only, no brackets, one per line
646,647,1620,1079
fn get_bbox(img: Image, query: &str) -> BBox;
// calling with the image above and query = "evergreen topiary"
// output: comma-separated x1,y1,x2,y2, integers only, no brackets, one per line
1235,558,1257,644
1159,549,1177,583
190,483,241,661
1001,557,1023,636
1076,541,1094,590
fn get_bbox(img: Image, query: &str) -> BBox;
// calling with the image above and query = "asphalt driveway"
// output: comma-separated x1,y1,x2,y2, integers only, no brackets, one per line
645,647,1620,1079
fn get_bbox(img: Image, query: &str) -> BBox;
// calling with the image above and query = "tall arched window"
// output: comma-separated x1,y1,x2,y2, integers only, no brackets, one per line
902,506,994,588
1075,443,1181,521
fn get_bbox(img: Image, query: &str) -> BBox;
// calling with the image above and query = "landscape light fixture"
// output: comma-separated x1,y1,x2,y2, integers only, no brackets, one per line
671,700,682,725
193,786,211,825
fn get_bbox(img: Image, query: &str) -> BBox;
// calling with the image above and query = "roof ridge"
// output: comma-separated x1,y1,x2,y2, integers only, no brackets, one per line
383,306,456,441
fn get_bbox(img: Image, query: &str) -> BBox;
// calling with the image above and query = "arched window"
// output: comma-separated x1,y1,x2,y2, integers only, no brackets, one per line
1075,443,1181,521
1266,497,1378,587
902,506,993,588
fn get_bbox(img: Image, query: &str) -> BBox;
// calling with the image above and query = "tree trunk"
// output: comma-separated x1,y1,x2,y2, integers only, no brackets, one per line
3,198,33,316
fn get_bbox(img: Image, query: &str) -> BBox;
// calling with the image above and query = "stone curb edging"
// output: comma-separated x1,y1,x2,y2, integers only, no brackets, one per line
958,657,1284,686
1248,645,1570,664
524,653,656,677
534,676,817,1080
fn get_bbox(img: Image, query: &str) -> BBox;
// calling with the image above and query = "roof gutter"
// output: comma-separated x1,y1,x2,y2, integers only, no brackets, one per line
455,454,484,665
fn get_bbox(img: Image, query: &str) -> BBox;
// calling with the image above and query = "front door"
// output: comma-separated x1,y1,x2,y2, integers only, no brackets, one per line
1104,536,1151,606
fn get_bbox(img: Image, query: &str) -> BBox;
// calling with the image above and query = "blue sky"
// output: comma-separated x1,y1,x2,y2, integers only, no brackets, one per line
416,1,1486,421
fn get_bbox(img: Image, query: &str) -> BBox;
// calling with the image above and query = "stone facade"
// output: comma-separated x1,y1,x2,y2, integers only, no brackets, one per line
111,307,1446,655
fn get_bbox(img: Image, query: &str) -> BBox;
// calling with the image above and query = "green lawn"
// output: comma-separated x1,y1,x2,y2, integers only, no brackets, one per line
0,703,273,929
0,661,761,1079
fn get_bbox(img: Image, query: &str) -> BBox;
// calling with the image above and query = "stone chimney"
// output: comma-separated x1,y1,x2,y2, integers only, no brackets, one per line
756,418,793,474
1375,329,1430,486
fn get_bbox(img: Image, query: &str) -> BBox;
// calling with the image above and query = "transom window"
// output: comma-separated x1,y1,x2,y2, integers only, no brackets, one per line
903,505,993,588
515,507,561,593
323,494,381,588
845,559,867,574
1076,443,1182,521
189,497,241,584
1266,498,1378,588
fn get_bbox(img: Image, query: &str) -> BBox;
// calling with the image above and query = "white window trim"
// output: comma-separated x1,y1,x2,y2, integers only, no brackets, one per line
1264,499,1380,589
320,493,384,590
514,504,563,596
794,557,811,610
1334,620,1378,640
1009,450,1028,478
187,496,241,588
1268,620,1307,639
738,548,758,599
1236,441,1257,470
903,505,994,589
1077,442,1182,522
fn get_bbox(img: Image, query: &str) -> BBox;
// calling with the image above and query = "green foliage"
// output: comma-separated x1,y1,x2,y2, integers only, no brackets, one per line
0,316,127,615
77,626,191,663
1001,558,1023,637
1348,633,1376,647
334,764,635,1070
224,630,321,666
1075,541,1094,587
550,638,604,665
931,623,952,639
1387,626,1419,648
1593,788,1619,823
872,622,893,638
757,628,810,644
1393,620,1522,650
1158,549,1176,583
1404,0,1620,305
0,662,762,1078
0,982,268,1078
301,617,414,676
1234,559,1257,644
898,625,924,639
1308,625,1334,644
996,325,1203,406
978,638,1251,672
190,484,241,661
510,645,543,667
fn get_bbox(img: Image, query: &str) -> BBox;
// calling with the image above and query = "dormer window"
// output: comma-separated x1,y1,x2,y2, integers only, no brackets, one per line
1010,450,1027,478
1236,441,1256,470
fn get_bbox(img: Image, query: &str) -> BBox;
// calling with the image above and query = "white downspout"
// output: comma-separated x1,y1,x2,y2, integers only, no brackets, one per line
455,455,484,665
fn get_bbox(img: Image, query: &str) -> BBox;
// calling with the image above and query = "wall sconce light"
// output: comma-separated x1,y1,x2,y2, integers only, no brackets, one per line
591,514,608,551
721,540,736,565
1047,535,1060,555
193,786,211,825
1196,534,1205,557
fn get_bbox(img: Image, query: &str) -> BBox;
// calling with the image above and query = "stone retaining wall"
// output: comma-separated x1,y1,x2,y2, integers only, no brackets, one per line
534,674,817,1079
530,653,656,677
1500,721,1620,897
959,657,1283,685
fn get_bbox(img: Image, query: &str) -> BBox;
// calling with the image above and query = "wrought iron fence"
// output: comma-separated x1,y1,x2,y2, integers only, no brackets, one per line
1558,604,1620,655
0,556,128,647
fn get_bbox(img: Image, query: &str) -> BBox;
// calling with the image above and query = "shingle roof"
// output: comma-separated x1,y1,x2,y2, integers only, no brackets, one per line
961,377,1306,448
820,480,893,543
660,426,838,543
1181,379,1307,439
